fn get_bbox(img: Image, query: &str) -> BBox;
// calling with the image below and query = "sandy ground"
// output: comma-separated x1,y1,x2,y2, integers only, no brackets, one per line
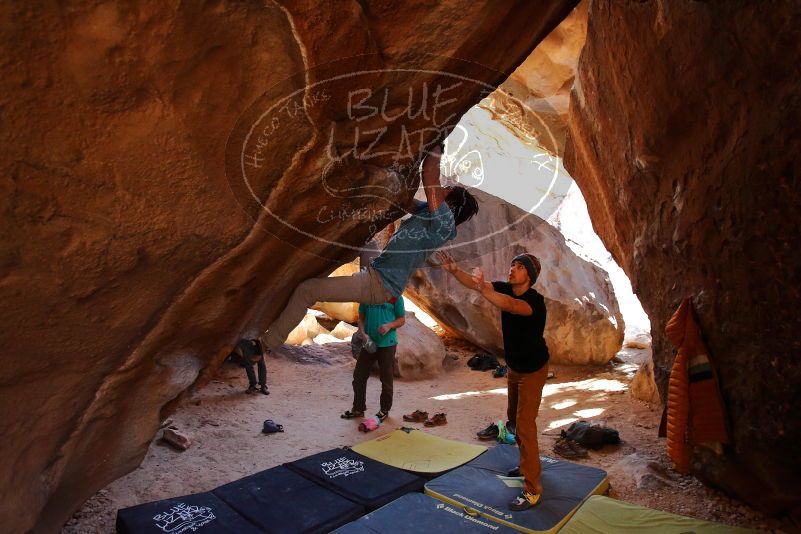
63,334,787,533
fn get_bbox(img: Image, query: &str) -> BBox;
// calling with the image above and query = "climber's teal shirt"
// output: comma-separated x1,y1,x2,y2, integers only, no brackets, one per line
370,200,456,297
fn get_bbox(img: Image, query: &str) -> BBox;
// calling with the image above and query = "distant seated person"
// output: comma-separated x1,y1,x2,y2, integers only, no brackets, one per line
233,338,269,395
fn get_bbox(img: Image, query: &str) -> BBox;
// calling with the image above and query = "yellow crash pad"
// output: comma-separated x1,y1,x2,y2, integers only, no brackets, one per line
351,428,486,474
560,495,761,534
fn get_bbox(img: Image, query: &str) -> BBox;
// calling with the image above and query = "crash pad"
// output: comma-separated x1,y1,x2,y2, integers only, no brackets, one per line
211,465,364,533
425,444,608,533
559,495,760,534
116,491,261,534
285,448,425,510
351,428,487,476
331,492,520,533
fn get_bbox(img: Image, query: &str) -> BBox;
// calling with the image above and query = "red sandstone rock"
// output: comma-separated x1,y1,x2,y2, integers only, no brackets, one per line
482,2,587,155
564,0,801,515
160,428,191,451
0,2,579,531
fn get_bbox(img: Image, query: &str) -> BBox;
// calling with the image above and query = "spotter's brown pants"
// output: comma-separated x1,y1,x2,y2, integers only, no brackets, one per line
507,364,549,495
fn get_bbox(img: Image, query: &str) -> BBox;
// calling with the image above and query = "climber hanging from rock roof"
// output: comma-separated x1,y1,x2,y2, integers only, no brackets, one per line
263,142,479,351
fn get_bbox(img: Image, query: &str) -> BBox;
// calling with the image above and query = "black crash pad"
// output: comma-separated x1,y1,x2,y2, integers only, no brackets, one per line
212,465,364,534
116,491,261,534
286,448,425,510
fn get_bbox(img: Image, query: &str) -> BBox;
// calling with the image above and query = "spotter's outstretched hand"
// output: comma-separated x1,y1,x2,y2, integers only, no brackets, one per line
435,250,458,273
470,267,486,290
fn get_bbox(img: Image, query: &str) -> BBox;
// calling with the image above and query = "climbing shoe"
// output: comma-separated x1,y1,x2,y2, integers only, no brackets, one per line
476,423,499,440
493,365,508,378
508,491,541,511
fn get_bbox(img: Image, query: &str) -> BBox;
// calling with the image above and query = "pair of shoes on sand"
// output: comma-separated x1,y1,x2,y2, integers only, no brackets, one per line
246,384,269,395
341,409,389,422
402,410,447,427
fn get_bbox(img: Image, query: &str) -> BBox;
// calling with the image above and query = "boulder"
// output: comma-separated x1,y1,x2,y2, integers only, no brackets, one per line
285,314,329,346
0,2,584,530
395,312,446,379
624,331,652,350
608,454,677,491
330,321,358,340
406,189,624,365
629,358,661,406
481,2,587,155
312,333,347,345
564,0,801,513
160,428,191,452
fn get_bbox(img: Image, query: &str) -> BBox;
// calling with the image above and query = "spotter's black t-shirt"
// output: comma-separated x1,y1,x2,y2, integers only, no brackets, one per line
492,281,549,373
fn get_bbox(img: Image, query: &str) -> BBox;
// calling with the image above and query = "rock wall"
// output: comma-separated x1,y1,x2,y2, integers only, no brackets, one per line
406,189,624,365
0,2,579,531
482,2,587,155
396,312,447,379
564,0,801,515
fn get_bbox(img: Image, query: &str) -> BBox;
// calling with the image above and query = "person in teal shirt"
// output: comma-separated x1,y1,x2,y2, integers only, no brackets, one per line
341,296,406,421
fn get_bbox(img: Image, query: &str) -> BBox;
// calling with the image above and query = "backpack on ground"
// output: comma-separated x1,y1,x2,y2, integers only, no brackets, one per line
467,352,499,371
561,421,620,449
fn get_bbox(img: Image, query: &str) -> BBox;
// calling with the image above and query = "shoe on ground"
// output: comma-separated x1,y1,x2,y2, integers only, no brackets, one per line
245,385,258,394
359,417,379,432
568,439,589,458
403,409,428,422
375,410,389,422
508,491,540,511
507,466,521,477
341,409,365,419
493,365,508,378
259,385,269,395
424,413,447,427
553,437,574,458
262,419,284,434
507,421,516,435
553,437,588,459
476,423,499,440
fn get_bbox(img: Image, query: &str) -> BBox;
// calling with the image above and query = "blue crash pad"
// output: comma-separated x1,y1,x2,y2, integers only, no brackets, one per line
425,444,608,533
332,492,521,533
